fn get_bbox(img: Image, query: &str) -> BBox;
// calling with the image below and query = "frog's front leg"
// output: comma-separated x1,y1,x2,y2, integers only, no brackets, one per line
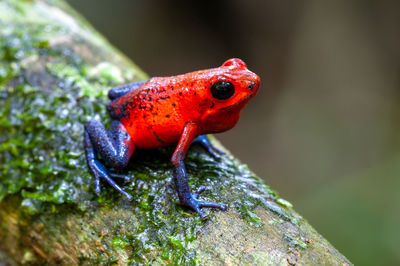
171,123,228,220
84,120,135,200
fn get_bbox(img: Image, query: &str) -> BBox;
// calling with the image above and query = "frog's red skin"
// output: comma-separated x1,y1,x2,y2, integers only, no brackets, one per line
109,59,259,149
84,58,260,219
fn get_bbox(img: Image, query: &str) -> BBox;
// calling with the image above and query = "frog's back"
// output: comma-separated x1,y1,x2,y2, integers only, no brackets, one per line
107,77,197,149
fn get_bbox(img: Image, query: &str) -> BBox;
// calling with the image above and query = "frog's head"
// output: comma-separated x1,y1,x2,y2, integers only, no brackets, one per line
200,58,260,133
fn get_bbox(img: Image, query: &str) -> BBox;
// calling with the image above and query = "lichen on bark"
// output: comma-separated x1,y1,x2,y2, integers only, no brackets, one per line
0,0,351,265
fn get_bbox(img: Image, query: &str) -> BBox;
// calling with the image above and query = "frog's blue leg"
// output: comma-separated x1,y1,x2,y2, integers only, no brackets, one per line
192,135,225,160
84,120,135,200
171,123,228,220
108,80,148,100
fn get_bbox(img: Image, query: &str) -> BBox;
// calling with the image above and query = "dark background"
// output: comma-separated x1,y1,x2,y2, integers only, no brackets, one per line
66,0,400,264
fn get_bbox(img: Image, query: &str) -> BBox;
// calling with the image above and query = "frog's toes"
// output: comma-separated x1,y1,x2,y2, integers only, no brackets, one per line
204,145,225,161
208,149,222,160
192,186,228,211
94,176,101,195
198,210,209,220
193,186,206,199
93,169,133,201
109,172,133,182
124,192,133,201
198,201,228,211
211,145,225,156
192,200,227,220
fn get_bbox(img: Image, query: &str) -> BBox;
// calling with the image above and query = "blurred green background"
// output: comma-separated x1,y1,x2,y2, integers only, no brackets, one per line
66,0,400,264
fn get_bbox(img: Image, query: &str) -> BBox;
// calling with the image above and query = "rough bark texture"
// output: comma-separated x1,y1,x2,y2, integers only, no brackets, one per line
0,0,352,265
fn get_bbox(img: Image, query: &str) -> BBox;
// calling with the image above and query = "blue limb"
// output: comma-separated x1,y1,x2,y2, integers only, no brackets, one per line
171,124,228,220
84,120,135,200
108,80,148,100
192,135,225,160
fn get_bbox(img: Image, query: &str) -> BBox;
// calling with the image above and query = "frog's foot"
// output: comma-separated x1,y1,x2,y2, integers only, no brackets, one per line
193,135,225,160
182,186,228,220
90,160,133,201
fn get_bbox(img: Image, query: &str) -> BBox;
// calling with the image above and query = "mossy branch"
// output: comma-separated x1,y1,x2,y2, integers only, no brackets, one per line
0,0,351,264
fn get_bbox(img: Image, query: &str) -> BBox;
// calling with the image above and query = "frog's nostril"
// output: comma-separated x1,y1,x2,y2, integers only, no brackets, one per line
248,82,256,91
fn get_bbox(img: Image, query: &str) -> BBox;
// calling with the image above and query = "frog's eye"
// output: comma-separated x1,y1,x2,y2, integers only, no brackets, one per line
210,81,235,100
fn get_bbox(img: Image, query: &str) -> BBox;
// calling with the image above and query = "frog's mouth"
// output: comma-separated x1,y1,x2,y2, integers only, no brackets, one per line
218,93,255,112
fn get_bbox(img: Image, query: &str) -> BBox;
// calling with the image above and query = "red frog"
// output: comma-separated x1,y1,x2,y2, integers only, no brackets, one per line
84,58,260,219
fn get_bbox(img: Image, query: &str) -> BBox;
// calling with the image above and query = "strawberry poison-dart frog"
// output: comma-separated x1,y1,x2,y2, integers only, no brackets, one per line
84,58,260,219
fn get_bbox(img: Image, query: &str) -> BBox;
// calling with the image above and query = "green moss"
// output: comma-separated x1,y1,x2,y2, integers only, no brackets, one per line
88,62,125,84
242,209,264,227
284,232,308,249
277,198,293,208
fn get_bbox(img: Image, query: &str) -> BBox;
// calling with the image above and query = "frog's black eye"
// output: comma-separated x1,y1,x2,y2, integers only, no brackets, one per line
210,81,235,100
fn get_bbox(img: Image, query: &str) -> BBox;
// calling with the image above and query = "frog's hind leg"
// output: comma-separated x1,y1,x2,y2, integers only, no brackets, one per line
84,120,136,200
108,80,148,100
192,135,225,160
